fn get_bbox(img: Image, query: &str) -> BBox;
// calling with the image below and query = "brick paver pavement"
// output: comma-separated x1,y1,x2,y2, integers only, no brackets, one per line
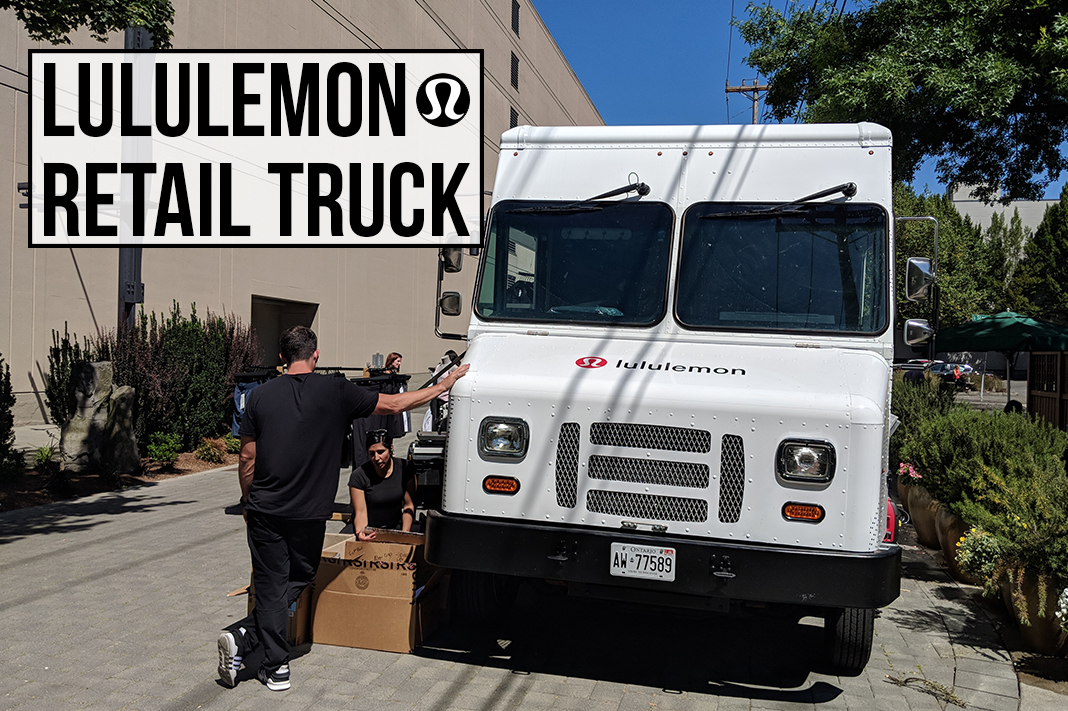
0,465,1053,711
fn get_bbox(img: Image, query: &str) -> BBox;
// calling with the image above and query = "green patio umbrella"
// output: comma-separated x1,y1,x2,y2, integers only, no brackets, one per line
935,311,1068,403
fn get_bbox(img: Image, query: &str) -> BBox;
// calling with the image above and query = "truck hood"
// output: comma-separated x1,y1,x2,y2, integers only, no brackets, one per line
445,333,891,552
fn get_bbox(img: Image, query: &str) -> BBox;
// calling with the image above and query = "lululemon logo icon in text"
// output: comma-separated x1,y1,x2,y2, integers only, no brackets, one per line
576,357,608,369
416,73,470,127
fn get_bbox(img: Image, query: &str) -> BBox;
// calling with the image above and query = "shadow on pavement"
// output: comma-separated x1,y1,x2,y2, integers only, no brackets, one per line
419,584,845,703
0,486,195,545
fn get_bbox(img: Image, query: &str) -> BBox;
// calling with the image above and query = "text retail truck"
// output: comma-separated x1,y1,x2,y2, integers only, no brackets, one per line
420,123,937,675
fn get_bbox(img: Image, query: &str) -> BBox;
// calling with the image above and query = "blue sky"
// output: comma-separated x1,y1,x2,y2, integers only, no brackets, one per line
530,0,1067,201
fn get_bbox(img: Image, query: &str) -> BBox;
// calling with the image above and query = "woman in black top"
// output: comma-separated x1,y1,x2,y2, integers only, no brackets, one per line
348,429,416,540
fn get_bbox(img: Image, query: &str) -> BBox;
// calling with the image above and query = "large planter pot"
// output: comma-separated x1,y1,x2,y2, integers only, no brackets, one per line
1001,573,1068,657
907,485,941,549
895,475,912,514
935,506,979,585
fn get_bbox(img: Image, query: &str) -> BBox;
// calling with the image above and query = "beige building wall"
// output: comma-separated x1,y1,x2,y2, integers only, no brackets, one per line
1,1,602,424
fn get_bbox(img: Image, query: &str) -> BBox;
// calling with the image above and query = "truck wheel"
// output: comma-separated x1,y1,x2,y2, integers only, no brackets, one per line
450,570,519,625
824,607,874,676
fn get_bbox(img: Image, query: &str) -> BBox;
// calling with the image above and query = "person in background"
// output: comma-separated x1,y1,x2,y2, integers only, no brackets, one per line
218,326,468,693
384,352,411,433
348,429,415,538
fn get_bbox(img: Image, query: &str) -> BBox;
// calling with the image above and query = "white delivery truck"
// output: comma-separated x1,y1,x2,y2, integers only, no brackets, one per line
421,123,933,675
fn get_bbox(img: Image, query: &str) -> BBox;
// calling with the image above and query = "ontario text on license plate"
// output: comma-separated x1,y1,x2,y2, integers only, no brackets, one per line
609,543,676,581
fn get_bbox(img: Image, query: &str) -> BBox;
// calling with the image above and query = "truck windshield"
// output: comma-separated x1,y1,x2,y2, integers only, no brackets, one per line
475,200,674,326
677,203,888,334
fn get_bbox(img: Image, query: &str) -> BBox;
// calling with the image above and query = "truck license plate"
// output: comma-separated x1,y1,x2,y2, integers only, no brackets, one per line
609,543,676,581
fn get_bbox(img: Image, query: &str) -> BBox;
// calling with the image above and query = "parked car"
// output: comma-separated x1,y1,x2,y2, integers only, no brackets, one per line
929,363,975,389
929,363,973,376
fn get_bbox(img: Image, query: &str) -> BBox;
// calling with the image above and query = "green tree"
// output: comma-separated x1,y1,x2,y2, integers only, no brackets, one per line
1009,183,1068,324
1,1,174,49
980,208,1030,313
0,352,23,476
738,1,1068,203
893,183,988,329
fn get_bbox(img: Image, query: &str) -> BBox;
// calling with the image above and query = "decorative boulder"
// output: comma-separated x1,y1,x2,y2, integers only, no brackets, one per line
59,361,113,472
102,385,140,475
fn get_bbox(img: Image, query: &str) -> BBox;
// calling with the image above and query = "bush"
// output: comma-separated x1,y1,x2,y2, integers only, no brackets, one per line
147,432,181,465
956,527,1004,593
954,450,1068,589
195,438,226,464
902,408,1068,594
33,445,55,470
0,353,23,478
890,372,962,471
901,409,1068,515
222,433,241,454
45,324,92,426
961,371,1003,393
92,303,258,452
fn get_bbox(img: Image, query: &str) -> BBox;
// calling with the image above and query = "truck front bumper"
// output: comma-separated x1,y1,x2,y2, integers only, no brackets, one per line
425,510,900,609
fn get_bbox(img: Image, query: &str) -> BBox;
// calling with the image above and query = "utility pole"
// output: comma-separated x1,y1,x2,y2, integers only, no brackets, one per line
117,27,151,331
725,79,769,124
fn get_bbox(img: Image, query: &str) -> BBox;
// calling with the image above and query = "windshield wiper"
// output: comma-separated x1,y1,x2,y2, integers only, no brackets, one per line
700,182,858,219
507,181,651,214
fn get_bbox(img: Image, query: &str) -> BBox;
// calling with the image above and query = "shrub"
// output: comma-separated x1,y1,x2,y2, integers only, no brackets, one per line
146,432,181,465
890,372,963,471
195,438,226,464
0,353,23,478
33,445,55,469
92,303,258,452
960,371,1003,393
222,433,241,454
954,449,1068,591
45,324,93,425
901,409,1068,517
956,527,1004,594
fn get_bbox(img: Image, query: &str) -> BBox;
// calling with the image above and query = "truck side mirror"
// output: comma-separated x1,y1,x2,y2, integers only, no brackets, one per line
440,248,463,273
439,291,462,316
905,257,934,301
904,318,934,346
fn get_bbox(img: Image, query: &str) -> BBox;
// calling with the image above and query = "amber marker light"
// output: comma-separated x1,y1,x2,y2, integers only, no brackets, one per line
782,502,825,523
483,476,521,495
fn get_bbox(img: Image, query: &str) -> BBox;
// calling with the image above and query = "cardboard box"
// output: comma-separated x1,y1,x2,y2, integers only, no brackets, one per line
311,530,448,653
247,577,313,647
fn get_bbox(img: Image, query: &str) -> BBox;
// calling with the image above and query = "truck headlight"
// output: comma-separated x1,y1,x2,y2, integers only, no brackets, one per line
478,418,529,461
776,440,835,483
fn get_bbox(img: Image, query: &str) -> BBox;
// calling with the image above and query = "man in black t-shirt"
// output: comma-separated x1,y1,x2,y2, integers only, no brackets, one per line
218,326,468,692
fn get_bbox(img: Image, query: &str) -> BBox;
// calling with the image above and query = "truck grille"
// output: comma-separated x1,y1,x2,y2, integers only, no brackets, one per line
589,423,711,453
718,434,745,523
555,423,580,508
588,455,709,488
586,490,708,522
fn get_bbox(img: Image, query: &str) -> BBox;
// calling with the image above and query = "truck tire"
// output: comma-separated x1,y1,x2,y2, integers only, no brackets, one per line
824,607,874,676
450,570,519,626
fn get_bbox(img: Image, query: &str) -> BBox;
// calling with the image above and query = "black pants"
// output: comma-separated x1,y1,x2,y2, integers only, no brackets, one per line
231,511,325,674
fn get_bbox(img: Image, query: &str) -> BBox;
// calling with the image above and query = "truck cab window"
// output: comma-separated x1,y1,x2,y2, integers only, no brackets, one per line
476,201,673,326
676,203,888,334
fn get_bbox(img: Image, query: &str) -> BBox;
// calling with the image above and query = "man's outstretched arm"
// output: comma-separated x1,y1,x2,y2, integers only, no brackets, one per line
373,363,470,415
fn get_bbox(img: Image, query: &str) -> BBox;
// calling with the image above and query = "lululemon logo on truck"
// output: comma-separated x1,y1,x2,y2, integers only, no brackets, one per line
576,357,608,369
417,74,470,127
